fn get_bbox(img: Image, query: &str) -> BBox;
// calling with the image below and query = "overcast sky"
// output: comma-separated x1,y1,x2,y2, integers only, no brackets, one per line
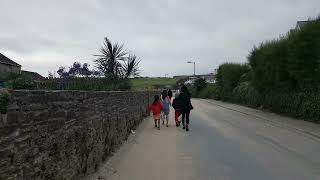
1,0,319,77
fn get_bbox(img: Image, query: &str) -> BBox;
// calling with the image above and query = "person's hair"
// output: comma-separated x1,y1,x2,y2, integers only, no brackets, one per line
153,95,160,105
181,85,189,94
162,90,168,99
181,85,191,98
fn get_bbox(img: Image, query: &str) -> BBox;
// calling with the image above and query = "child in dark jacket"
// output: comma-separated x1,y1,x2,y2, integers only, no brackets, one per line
149,95,163,130
172,93,181,127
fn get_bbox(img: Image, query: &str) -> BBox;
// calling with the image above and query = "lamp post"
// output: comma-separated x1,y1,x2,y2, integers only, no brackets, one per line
187,61,196,76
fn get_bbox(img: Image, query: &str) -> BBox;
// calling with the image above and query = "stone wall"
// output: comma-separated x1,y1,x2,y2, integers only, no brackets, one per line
0,90,158,180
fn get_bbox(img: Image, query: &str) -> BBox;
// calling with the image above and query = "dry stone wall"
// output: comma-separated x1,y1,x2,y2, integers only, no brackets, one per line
0,90,159,180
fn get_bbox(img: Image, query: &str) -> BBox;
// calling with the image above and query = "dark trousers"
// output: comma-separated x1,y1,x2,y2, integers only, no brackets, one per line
181,110,190,125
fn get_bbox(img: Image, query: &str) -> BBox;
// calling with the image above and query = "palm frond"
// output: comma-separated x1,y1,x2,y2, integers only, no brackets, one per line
94,37,138,80
123,55,141,78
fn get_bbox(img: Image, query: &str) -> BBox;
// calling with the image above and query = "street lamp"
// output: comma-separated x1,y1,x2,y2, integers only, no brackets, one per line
187,61,196,76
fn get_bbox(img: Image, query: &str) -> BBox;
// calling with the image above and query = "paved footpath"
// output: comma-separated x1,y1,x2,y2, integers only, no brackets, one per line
85,99,320,180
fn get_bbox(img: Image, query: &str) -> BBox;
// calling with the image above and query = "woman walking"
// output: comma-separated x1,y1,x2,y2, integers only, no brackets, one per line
179,85,193,131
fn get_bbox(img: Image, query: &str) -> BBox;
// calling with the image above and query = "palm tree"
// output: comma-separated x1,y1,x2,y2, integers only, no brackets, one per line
94,37,140,80
123,55,140,78
94,37,128,80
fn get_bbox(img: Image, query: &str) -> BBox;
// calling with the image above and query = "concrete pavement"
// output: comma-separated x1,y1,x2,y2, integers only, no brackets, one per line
85,99,320,180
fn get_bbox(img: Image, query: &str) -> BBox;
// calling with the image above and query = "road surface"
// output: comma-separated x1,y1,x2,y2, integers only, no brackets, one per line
86,99,320,180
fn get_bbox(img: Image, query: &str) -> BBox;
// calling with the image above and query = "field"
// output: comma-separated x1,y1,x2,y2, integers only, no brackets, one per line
130,77,178,90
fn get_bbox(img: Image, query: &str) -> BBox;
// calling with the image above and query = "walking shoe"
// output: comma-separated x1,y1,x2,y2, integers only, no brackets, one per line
176,122,179,127
166,124,168,127
155,124,157,128
158,126,160,130
182,125,185,129
186,124,189,131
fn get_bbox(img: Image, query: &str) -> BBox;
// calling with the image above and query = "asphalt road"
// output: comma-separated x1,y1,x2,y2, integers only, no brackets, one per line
87,99,320,180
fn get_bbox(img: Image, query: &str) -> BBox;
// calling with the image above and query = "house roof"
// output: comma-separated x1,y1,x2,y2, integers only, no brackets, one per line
22,70,46,81
0,53,21,67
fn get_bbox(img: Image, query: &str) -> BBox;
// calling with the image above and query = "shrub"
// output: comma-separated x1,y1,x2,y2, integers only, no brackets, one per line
262,90,320,122
194,78,207,92
6,77,35,90
231,82,262,107
286,20,320,90
55,77,114,91
0,92,10,114
194,16,320,123
197,83,219,99
0,72,19,81
113,79,132,91
248,18,320,92
216,63,250,100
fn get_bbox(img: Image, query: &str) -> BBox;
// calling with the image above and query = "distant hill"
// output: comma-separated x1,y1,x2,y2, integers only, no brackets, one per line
130,77,178,90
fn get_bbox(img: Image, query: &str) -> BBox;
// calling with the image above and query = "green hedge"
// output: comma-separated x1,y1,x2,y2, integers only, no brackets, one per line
216,63,250,100
195,83,219,99
263,90,320,121
204,17,320,123
229,82,319,122
5,76,36,90
52,78,116,91
231,82,262,107
249,18,320,92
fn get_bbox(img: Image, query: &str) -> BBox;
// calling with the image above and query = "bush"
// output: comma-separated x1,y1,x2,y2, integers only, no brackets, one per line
197,83,219,99
226,17,320,122
196,17,320,123
216,63,250,100
248,18,320,92
0,72,18,81
6,77,35,90
194,78,207,92
55,77,113,91
286,21,320,90
113,79,132,91
262,90,320,122
0,92,10,114
229,83,320,122
231,82,262,107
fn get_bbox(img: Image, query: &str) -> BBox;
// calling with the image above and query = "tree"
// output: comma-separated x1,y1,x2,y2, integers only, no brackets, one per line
123,55,140,78
48,72,54,79
216,63,250,100
81,63,93,77
57,67,69,78
194,78,207,92
94,37,140,80
57,62,99,78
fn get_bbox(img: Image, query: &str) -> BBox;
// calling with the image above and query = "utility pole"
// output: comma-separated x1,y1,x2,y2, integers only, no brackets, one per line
187,61,196,76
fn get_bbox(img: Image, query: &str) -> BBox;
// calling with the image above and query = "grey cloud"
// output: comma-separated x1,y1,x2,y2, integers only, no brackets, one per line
1,0,320,76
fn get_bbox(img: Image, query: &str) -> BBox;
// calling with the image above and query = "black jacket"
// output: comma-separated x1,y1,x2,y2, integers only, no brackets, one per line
172,96,181,110
179,92,193,111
